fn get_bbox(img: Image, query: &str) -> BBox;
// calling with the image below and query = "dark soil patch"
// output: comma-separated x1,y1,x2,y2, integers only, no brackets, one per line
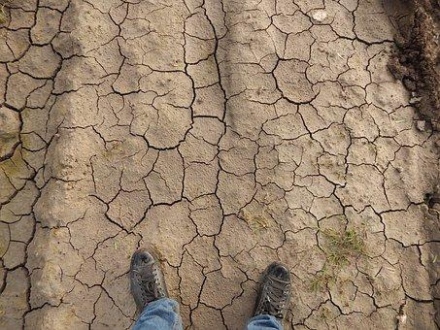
388,0,440,129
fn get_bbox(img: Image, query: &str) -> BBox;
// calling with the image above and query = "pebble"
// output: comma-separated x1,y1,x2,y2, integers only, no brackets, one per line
311,10,328,23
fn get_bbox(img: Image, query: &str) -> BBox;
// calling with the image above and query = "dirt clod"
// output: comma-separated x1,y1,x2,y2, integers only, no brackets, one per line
389,0,440,129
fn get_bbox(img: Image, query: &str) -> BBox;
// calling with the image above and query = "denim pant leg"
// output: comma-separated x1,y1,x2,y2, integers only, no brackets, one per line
133,298,183,330
245,315,283,330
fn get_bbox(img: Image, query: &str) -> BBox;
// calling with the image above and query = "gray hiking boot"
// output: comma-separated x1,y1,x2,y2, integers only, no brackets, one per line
130,247,169,311
254,262,291,320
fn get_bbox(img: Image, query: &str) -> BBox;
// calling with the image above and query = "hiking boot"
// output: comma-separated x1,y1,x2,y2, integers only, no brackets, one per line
254,262,291,320
130,247,169,311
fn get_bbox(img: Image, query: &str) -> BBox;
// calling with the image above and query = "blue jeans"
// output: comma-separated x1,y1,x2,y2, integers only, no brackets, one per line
133,298,282,330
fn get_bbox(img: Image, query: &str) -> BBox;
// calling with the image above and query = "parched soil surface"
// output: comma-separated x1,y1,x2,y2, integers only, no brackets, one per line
1,0,440,329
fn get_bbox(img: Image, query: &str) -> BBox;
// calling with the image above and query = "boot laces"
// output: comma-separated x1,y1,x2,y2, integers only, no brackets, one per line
261,278,289,318
133,264,166,303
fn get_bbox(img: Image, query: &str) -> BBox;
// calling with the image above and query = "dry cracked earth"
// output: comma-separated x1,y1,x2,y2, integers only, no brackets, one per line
1,0,440,329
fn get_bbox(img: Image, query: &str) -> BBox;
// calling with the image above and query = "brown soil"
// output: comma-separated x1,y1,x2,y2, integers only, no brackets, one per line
389,0,440,129
1,1,440,329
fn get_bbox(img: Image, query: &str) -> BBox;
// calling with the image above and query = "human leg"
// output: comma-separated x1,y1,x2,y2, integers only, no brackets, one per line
130,248,183,330
133,298,183,330
245,262,291,330
245,315,282,330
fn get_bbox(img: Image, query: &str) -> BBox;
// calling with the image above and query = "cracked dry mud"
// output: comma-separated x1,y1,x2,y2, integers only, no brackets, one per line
1,0,440,329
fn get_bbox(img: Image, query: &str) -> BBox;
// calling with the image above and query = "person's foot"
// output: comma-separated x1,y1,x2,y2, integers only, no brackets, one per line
130,247,169,311
254,262,291,320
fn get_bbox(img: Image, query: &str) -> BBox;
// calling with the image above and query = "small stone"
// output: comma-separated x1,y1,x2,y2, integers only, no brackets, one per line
311,10,328,22
416,120,426,132
409,96,422,104
397,314,407,325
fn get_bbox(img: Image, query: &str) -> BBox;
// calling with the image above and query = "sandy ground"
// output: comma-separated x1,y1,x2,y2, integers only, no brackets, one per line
1,0,440,329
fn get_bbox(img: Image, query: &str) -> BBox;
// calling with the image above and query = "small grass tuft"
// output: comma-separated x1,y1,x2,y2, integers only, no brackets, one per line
240,208,272,232
0,9,5,25
310,227,366,292
0,1,10,25
322,228,365,267
310,266,333,292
